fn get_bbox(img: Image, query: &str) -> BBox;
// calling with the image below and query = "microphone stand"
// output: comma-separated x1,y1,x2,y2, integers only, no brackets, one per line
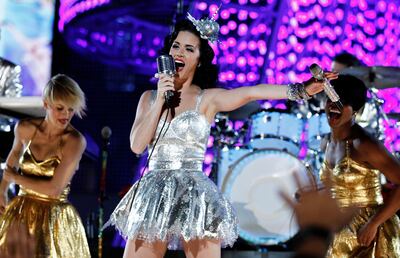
98,134,110,258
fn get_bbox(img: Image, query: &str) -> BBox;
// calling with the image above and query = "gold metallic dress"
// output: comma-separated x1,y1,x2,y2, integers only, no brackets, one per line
320,141,400,257
0,140,90,258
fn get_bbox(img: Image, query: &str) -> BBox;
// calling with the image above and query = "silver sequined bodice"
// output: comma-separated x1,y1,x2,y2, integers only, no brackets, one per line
149,109,210,171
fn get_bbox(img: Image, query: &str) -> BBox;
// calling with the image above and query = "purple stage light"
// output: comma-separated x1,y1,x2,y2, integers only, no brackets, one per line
239,0,248,5
197,2,207,11
237,56,247,67
227,37,237,47
237,73,246,83
248,41,257,51
238,10,248,21
238,24,248,36
228,21,237,30
221,25,229,35
221,9,230,20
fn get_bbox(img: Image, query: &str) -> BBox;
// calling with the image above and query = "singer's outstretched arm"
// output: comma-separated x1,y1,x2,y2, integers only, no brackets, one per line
202,72,338,121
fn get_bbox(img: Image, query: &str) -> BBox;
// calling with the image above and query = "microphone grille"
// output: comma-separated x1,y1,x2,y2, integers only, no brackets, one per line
309,63,324,80
157,55,176,76
101,126,112,139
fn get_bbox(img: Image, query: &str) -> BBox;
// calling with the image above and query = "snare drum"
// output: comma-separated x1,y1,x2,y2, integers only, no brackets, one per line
249,109,304,155
221,148,313,245
307,112,330,151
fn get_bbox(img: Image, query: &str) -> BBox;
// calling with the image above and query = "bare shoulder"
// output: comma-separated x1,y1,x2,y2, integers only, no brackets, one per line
63,126,86,151
202,88,225,101
14,118,43,140
352,126,381,153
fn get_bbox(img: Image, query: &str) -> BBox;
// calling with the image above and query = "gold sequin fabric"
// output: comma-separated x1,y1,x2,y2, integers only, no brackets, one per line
0,143,90,258
104,92,238,250
320,154,400,257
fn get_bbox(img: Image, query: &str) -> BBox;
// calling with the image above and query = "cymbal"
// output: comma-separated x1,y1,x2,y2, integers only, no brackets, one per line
222,101,260,120
340,66,400,89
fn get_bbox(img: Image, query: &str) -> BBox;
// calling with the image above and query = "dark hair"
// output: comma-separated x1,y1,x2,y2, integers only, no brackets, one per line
332,52,362,67
161,19,218,89
330,74,367,112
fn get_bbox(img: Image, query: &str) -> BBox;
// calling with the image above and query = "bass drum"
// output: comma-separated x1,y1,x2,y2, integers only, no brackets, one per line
221,148,313,245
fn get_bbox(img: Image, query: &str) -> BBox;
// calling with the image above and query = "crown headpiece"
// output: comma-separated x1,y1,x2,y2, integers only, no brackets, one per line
187,7,220,43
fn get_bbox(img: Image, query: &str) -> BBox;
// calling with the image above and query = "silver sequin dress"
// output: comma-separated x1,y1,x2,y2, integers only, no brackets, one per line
105,91,238,250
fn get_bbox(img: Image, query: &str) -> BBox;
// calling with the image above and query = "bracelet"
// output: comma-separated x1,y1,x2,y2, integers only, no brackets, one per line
287,225,332,249
287,82,311,101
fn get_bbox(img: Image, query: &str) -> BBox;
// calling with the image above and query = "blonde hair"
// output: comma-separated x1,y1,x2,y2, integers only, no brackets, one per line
43,74,86,118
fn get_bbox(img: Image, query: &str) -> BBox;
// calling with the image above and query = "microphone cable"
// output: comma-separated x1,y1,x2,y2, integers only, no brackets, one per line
126,106,171,211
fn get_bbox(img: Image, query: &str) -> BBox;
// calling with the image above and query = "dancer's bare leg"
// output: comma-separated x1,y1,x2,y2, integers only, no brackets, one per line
183,238,221,258
123,238,167,258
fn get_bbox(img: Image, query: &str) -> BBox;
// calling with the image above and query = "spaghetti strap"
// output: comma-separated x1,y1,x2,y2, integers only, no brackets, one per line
195,90,204,112
27,119,45,148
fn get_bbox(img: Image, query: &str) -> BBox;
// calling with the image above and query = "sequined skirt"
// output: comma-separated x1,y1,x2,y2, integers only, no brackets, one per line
105,169,238,250
327,206,400,257
0,194,90,258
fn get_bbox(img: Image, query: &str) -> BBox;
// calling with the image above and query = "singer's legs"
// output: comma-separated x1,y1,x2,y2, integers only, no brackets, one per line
123,238,167,258
183,238,221,258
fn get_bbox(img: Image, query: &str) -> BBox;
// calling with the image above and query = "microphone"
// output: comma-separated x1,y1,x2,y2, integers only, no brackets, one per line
101,126,112,145
156,55,176,107
309,63,343,110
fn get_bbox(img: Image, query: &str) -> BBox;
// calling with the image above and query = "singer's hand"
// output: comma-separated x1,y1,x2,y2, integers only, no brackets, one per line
304,72,339,96
156,74,175,103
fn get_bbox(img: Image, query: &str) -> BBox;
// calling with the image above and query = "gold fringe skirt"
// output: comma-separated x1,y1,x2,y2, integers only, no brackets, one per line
0,194,90,258
327,206,400,258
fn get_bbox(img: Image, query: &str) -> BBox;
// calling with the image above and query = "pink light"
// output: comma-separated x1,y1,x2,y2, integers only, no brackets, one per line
229,8,237,14
318,0,332,7
278,26,288,40
248,56,257,67
335,9,344,21
238,24,248,36
237,73,246,83
204,166,212,176
204,154,213,164
377,1,387,12
226,54,236,64
358,0,368,11
226,71,236,81
238,41,247,51
148,49,156,57
257,24,267,33
257,57,264,66
288,53,297,63
219,72,227,82
364,23,376,35
238,0,248,4
347,14,356,24
247,72,257,82
276,58,287,70
227,21,237,30
220,9,230,20
334,26,343,35
291,1,299,12
220,25,229,35
152,37,161,46
227,37,237,47
238,10,248,21
197,2,207,11
249,12,259,19
250,0,259,3
326,12,336,24
364,10,376,20
207,136,214,148
248,41,257,51
277,42,287,55
357,13,366,26
237,56,247,67
296,12,309,24
135,33,142,41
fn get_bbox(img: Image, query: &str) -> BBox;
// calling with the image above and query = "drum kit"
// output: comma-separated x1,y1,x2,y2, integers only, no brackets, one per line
212,65,400,246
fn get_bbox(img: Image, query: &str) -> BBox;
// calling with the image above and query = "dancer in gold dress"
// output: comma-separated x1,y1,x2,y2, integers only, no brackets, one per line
0,74,90,258
320,74,400,257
